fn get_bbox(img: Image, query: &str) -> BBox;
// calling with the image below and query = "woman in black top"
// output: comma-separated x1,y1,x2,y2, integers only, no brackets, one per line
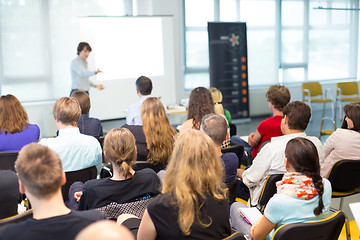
136,129,231,240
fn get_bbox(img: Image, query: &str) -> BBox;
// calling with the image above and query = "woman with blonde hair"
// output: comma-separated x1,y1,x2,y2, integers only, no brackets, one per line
123,97,177,171
0,94,40,151
209,87,232,123
71,128,160,210
136,129,231,239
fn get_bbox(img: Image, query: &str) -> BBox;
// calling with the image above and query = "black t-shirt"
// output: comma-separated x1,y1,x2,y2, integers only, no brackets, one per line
0,170,20,219
79,168,161,210
147,193,231,240
0,210,105,240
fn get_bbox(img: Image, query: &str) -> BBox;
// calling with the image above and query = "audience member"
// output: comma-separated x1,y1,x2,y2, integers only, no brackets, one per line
0,94,40,151
181,87,214,131
71,90,103,137
121,129,231,239
230,137,331,240
0,170,20,219
200,113,238,184
209,87,232,123
70,42,103,96
39,97,102,174
231,85,290,159
70,128,160,210
321,102,360,177
237,101,325,206
0,143,105,240
76,220,134,240
123,97,177,171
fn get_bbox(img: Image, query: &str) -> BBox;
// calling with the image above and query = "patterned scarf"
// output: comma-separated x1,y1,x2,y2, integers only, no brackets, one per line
276,172,318,200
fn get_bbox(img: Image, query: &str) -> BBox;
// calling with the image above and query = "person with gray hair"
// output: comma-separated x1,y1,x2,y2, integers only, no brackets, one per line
200,113,238,184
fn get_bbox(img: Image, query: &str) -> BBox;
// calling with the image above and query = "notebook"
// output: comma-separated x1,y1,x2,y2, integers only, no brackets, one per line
238,207,263,225
349,202,360,229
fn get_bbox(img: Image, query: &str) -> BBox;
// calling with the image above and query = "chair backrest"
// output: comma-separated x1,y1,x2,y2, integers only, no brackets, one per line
62,166,97,202
327,159,360,192
257,174,284,212
222,231,246,240
0,209,33,227
302,82,323,97
271,211,345,240
0,151,19,172
221,144,244,167
131,161,165,173
226,178,240,204
337,81,359,96
98,198,151,220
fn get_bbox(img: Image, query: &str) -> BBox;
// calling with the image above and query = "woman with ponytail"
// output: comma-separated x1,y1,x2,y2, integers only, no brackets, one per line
230,137,332,240
74,128,160,210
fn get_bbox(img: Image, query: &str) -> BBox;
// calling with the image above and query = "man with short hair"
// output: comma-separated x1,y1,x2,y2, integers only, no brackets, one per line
200,113,238,184
237,101,325,206
39,97,102,174
0,143,105,240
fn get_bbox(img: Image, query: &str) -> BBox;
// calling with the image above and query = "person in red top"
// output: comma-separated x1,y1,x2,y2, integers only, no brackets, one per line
248,85,291,158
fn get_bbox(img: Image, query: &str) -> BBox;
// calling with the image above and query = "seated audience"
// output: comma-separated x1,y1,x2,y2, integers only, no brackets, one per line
126,76,167,126
71,90,103,137
181,87,214,131
231,85,290,159
321,102,360,177
0,170,20,219
230,137,331,240
0,94,40,151
200,113,238,184
72,128,160,211
123,97,177,171
237,101,325,206
39,97,102,174
121,129,232,239
0,143,105,240
76,220,134,240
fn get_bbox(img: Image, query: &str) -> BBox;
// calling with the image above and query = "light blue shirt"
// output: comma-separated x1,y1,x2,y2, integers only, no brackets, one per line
39,127,102,174
126,95,152,125
71,56,96,91
264,178,332,239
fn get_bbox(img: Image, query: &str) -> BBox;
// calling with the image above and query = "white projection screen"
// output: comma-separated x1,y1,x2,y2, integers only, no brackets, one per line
79,16,176,120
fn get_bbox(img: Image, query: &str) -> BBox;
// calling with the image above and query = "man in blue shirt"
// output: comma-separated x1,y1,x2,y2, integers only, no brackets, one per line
39,97,102,175
70,42,104,96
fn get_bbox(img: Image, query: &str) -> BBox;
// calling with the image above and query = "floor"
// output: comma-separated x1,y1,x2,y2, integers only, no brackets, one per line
101,108,360,223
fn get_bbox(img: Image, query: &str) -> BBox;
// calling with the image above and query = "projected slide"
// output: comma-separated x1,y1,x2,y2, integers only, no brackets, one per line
79,17,165,81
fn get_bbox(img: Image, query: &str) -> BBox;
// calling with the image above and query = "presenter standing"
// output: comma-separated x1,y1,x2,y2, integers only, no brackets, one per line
70,42,104,96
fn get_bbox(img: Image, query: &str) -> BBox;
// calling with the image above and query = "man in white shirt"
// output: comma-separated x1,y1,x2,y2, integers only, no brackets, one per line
237,101,325,206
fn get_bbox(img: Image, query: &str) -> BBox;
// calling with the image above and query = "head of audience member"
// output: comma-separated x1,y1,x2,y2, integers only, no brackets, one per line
75,220,134,240
53,97,81,128
285,137,324,216
163,129,227,235
187,87,214,130
266,84,291,112
15,143,64,200
281,101,311,134
209,87,225,116
200,113,227,147
104,128,137,179
136,76,152,96
344,102,360,131
77,42,92,61
71,91,91,114
141,97,177,165
0,94,30,134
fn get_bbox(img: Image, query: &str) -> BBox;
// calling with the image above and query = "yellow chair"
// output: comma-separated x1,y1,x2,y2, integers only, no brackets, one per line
302,82,334,119
335,81,360,121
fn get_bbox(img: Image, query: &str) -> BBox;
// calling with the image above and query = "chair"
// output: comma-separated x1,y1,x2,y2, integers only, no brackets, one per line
302,82,334,118
131,161,165,173
327,159,360,210
221,144,245,167
257,174,284,213
319,117,336,140
0,151,19,172
96,136,106,163
227,178,240,204
271,210,345,240
0,209,33,227
98,198,152,220
335,81,360,121
222,231,246,240
62,166,97,202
